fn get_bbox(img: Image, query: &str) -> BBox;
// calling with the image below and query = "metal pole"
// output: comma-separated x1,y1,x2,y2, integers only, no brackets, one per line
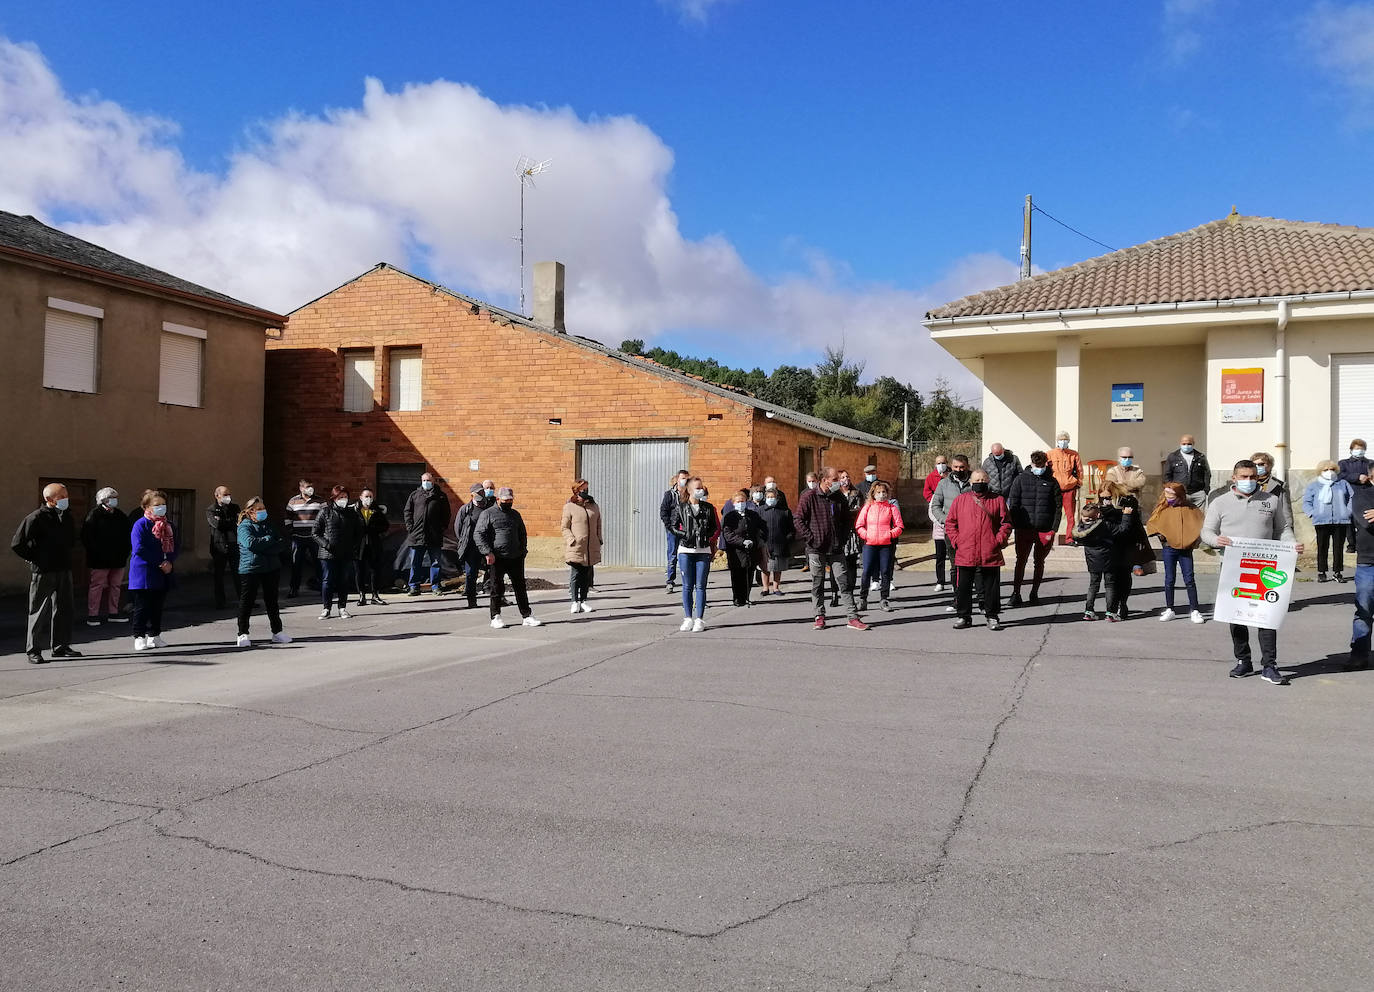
1019,194,1032,281
519,182,526,315
902,402,909,449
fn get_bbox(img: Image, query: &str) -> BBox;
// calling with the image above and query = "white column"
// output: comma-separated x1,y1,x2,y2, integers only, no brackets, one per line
1055,335,1081,443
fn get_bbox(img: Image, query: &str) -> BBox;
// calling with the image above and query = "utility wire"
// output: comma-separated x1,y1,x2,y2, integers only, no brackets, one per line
1031,204,1117,254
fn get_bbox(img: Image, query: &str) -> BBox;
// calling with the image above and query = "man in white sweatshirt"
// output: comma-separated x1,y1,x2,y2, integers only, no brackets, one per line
1201,459,1304,685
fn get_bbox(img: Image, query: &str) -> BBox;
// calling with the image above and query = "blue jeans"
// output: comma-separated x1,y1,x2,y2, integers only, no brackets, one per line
1160,540,1199,612
860,544,895,600
1353,564,1374,659
320,558,354,609
666,531,681,583
408,546,443,591
678,552,710,618
462,552,484,607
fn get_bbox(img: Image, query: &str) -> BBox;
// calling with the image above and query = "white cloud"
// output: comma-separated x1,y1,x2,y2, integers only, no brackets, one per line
0,38,1010,395
660,0,736,24
1161,0,1219,62
1304,2,1374,92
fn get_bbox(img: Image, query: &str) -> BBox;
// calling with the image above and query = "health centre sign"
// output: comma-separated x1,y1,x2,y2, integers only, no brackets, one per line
1221,368,1264,423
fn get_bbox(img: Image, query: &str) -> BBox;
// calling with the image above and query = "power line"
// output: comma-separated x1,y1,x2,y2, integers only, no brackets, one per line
1031,203,1117,254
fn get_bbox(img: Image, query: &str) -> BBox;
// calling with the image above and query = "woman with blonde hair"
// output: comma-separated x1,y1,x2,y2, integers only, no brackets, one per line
127,489,178,651
1146,480,1205,623
669,476,719,632
1302,459,1354,582
236,497,292,647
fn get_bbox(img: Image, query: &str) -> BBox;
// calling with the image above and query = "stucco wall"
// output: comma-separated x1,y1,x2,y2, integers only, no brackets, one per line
1079,344,1206,473
979,352,1055,459
0,258,269,593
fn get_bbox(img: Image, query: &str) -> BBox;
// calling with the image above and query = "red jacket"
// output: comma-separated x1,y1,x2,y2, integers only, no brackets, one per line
855,501,904,546
923,470,946,502
944,492,1012,567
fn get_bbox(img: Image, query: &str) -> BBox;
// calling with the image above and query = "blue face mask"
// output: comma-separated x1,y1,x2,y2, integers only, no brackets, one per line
1235,479,1258,495
55,497,70,511
1180,444,1194,454
484,488,495,498
865,474,876,482
765,497,777,507
255,509,268,522
1119,457,1133,467
421,480,434,491
1031,466,1046,476
105,498,119,509
152,504,168,517
829,482,842,494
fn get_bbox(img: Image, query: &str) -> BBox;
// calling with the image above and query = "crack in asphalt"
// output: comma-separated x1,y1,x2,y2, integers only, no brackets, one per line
63,688,382,736
1054,818,1374,861
1,814,148,868
0,783,163,810
907,951,1148,992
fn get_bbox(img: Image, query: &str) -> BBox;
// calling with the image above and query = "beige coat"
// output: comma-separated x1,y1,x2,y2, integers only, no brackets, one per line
1105,464,1147,495
560,498,603,566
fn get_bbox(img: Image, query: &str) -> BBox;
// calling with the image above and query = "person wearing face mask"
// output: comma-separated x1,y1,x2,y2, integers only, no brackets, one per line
856,464,880,501
1096,481,1144,619
1163,435,1211,509
1105,447,1147,497
1202,460,1304,685
923,456,952,590
353,487,390,606
403,471,451,597
1047,432,1083,543
1146,481,1206,622
313,485,363,620
855,481,904,612
1339,439,1371,554
205,485,242,610
81,487,131,628
285,479,324,598
127,489,179,652
1348,470,1374,670
659,469,691,594
235,497,292,647
1302,461,1353,583
454,483,494,609
944,470,1012,630
476,487,541,629
761,477,789,511
1005,451,1063,608
795,467,869,631
721,488,764,607
757,485,795,597
980,443,1022,496
929,455,973,602
11,483,81,664
827,471,865,608
561,480,603,615
670,477,721,631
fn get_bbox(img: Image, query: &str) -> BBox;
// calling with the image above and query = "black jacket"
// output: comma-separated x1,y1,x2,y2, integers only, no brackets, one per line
81,505,132,569
721,507,763,565
454,496,491,560
474,504,528,559
356,504,390,559
659,487,680,530
757,503,795,559
404,487,451,548
1006,470,1063,532
11,505,75,574
313,504,363,561
1163,449,1211,494
1340,455,1372,488
1353,484,1374,566
671,500,719,552
206,502,241,555
1071,509,1133,572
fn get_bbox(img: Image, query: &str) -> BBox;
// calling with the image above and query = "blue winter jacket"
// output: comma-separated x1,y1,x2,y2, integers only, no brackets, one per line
1302,478,1354,525
238,519,287,574
128,515,179,591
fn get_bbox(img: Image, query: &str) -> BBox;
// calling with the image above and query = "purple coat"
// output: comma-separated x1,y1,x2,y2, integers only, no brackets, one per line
128,515,179,591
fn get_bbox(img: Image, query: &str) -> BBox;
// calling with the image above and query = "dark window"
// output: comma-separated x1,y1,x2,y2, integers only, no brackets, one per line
375,463,424,518
161,488,196,558
797,447,814,499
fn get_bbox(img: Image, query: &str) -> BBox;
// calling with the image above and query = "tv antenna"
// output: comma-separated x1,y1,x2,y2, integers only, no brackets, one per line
515,156,551,314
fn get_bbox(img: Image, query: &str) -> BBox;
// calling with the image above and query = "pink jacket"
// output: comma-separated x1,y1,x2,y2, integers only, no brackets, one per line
944,492,1012,567
855,501,905,546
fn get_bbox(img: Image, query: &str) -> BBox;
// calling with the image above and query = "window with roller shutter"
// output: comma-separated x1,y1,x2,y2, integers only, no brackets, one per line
43,304,100,393
1334,354,1374,449
389,348,422,411
159,328,204,407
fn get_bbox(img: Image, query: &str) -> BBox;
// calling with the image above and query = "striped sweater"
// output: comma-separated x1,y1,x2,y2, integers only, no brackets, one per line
285,494,325,535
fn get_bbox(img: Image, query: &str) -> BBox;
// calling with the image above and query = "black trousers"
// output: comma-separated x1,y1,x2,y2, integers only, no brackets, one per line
933,538,948,586
955,566,1000,620
1230,624,1277,667
1084,570,1104,612
289,536,320,593
492,557,531,618
211,549,241,607
727,552,752,605
26,569,73,653
238,570,282,636
130,588,166,637
356,550,382,596
1315,523,1346,575
1105,567,1133,616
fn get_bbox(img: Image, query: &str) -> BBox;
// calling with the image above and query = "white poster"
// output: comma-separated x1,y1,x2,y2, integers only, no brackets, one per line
1211,538,1299,630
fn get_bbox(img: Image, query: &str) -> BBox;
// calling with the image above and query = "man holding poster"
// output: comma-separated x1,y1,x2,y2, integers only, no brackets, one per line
1202,460,1303,685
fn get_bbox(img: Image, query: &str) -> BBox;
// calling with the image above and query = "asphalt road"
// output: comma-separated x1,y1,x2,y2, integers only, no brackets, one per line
2,566,1371,991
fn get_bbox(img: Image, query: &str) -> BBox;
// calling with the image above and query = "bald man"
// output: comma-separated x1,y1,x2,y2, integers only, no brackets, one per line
11,483,82,663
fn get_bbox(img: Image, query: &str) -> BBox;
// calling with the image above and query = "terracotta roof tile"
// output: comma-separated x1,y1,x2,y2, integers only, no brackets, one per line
926,215,1374,319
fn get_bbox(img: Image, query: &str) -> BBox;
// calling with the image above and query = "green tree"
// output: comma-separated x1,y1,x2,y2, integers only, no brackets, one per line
760,365,817,412
620,338,646,355
814,346,864,399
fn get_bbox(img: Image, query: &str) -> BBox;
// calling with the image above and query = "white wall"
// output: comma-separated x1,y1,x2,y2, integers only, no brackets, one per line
980,352,1055,461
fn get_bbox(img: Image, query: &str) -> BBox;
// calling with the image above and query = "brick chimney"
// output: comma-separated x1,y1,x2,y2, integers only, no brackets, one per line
532,261,565,332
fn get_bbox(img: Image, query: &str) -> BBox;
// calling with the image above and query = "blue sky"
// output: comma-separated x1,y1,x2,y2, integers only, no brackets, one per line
3,0,1374,392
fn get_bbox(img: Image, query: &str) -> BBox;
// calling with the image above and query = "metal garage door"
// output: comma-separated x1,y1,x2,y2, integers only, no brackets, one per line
578,439,689,566
1334,354,1374,452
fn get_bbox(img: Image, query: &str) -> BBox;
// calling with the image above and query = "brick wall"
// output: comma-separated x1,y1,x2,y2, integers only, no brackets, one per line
749,414,902,504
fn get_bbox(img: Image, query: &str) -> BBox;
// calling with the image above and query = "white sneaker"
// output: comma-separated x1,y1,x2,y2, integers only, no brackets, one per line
692,618,706,632
679,617,693,631
318,609,331,621
932,583,946,593
151,635,167,649
1158,608,1176,622
338,609,353,620
271,631,292,644
522,616,543,627
491,616,506,629
869,580,880,593
578,602,593,614
235,634,251,648
570,601,580,615
944,605,956,613
1190,610,1206,624
133,636,149,652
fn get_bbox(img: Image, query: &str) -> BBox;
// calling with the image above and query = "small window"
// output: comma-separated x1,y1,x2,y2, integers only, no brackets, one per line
159,488,196,554
159,325,204,407
389,348,422,411
376,462,425,516
343,350,376,412
44,304,100,393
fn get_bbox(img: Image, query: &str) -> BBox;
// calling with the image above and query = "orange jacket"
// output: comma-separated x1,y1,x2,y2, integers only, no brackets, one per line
1047,447,1082,492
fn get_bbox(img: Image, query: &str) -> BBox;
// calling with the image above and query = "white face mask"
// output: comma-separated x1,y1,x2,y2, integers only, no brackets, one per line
751,492,763,503
304,487,314,497
693,488,706,500
361,497,374,507
807,481,817,490
1322,470,1338,482
765,497,777,507
334,498,348,508
935,463,948,474
151,504,168,517
1353,449,1366,459
219,495,233,505
765,482,776,490
1056,440,1069,449
865,474,877,482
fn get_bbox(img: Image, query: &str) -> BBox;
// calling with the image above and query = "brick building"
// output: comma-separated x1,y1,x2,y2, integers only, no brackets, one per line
264,262,903,566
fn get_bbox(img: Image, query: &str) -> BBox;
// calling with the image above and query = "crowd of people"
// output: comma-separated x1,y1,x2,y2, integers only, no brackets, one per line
11,437,1374,687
